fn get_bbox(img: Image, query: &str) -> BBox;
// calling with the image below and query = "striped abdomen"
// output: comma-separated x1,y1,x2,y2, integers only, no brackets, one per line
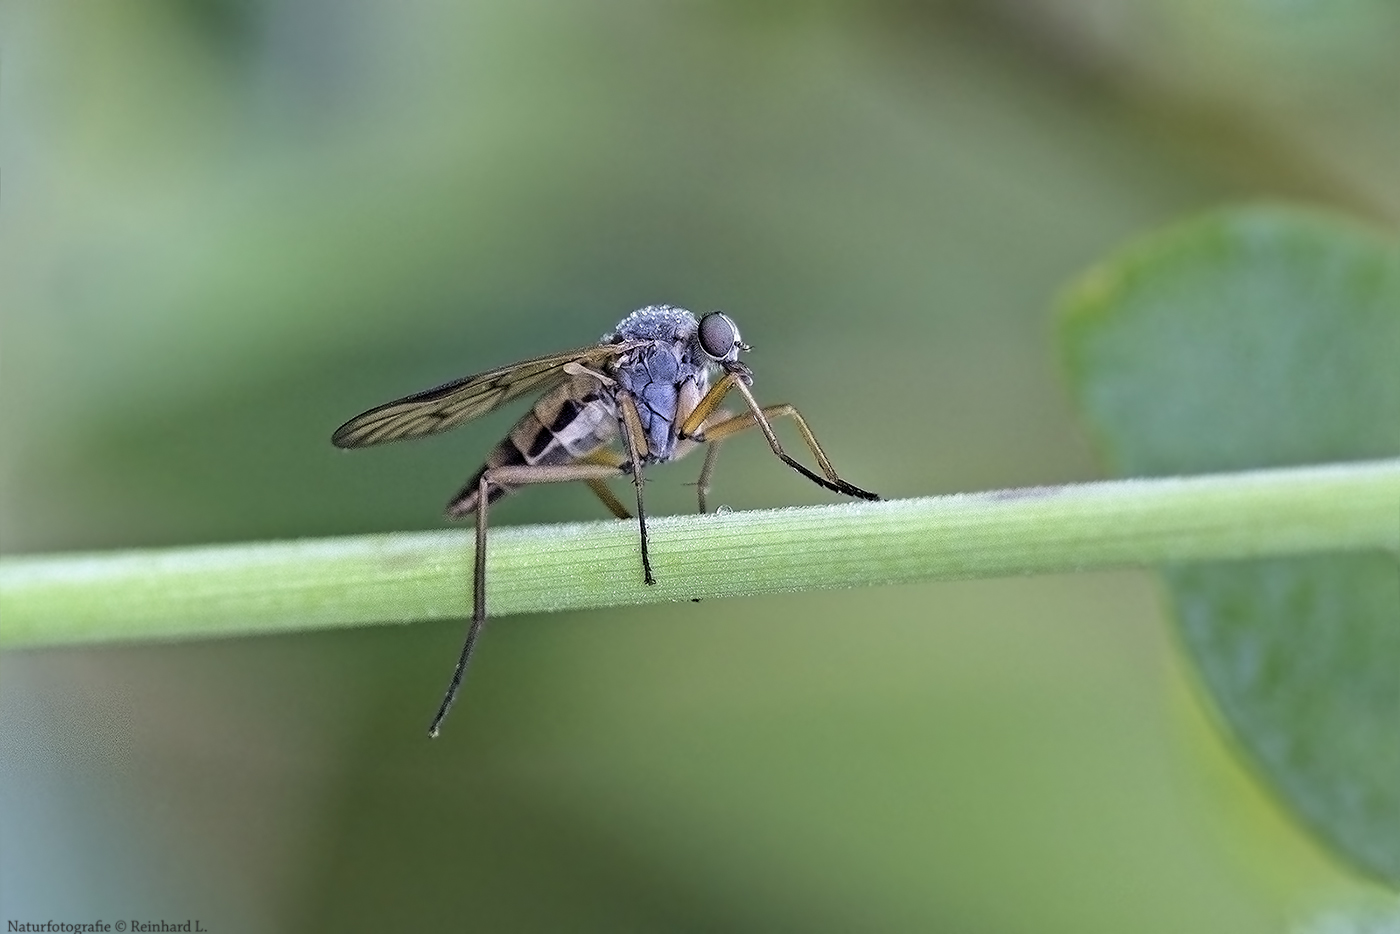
445,376,617,517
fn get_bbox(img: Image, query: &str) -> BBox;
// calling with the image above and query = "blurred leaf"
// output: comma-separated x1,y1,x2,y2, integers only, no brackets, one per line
1294,898,1400,934
1059,205,1400,886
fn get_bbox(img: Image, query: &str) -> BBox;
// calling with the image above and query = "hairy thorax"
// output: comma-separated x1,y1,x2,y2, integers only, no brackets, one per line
609,336,710,463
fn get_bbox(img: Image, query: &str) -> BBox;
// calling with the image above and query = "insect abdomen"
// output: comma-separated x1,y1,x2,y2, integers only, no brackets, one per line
445,380,616,517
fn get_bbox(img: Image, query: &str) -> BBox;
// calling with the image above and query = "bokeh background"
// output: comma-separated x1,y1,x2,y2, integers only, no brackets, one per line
2,1,1397,930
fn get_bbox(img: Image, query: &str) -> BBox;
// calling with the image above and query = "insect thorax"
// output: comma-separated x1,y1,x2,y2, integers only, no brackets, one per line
605,305,712,463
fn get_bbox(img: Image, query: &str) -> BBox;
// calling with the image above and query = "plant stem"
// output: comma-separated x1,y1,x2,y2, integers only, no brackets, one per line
2,458,1398,649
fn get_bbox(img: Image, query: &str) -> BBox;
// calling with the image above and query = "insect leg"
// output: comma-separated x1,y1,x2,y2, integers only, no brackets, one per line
695,442,721,514
429,460,629,738
577,448,632,519
682,407,734,513
615,391,656,585
680,373,879,501
678,371,740,438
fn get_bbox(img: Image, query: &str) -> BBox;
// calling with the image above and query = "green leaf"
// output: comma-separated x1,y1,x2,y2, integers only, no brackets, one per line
1059,205,1400,886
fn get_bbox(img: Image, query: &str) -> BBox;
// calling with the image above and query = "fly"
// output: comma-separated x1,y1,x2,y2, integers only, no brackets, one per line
332,304,879,736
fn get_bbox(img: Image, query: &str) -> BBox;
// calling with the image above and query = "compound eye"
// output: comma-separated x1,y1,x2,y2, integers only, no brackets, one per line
698,312,739,360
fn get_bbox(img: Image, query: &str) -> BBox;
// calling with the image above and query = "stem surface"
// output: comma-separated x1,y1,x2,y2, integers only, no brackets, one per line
3,459,1397,648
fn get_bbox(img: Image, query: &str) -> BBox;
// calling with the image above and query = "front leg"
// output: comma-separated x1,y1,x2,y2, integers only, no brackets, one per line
680,370,879,502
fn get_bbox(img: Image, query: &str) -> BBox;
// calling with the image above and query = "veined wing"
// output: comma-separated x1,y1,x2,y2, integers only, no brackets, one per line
332,344,627,448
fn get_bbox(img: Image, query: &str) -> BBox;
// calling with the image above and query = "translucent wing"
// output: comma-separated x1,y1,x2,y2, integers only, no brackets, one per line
332,344,627,448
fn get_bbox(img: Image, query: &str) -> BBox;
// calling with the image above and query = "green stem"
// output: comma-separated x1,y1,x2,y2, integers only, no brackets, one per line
3,459,1398,649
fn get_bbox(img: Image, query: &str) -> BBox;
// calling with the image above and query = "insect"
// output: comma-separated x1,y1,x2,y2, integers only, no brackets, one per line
332,304,879,736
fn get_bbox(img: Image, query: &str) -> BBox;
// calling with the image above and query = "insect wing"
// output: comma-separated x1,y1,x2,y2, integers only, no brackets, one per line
332,344,625,448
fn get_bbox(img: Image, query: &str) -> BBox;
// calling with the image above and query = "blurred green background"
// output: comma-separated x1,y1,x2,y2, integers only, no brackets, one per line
2,0,1397,929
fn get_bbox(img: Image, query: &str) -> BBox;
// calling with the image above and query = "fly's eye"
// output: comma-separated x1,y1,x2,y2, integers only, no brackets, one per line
698,312,740,360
